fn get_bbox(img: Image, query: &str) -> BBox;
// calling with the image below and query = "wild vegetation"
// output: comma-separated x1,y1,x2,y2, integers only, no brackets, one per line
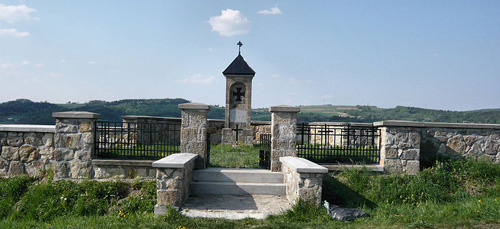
0,157,499,228
2,98,500,124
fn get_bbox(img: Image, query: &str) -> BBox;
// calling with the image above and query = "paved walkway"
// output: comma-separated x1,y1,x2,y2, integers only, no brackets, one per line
180,194,291,220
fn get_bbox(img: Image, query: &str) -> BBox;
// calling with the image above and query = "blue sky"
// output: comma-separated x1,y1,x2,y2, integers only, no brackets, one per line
1,1,499,111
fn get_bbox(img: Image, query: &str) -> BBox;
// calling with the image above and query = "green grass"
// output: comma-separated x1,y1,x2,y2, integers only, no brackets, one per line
1,157,500,228
208,143,261,168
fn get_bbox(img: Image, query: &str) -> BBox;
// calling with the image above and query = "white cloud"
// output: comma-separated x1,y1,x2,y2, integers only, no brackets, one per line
50,72,64,78
21,60,31,65
88,61,96,65
0,4,37,23
208,9,251,36
35,63,44,67
0,28,29,37
176,74,214,84
0,62,15,69
257,7,282,15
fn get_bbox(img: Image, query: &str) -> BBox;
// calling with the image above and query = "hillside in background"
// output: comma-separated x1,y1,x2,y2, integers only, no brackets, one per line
1,99,500,125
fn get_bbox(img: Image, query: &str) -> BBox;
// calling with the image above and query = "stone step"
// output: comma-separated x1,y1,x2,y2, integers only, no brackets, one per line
192,168,283,184
191,181,286,195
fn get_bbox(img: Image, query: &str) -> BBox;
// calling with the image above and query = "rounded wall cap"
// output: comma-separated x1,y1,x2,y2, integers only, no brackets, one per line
53,111,102,119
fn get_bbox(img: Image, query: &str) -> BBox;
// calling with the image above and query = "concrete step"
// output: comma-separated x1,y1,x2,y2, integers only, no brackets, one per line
191,181,286,195
192,168,283,184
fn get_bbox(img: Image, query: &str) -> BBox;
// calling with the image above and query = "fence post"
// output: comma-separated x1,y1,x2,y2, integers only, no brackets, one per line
269,105,300,172
52,111,102,179
179,102,210,169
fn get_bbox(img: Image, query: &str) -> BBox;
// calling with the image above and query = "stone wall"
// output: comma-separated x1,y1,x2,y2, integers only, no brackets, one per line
378,126,421,174
0,125,55,177
280,156,328,207
92,159,156,179
270,105,300,172
153,153,198,216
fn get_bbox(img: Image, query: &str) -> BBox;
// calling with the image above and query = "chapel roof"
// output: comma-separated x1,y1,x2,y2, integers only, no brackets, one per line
222,54,256,76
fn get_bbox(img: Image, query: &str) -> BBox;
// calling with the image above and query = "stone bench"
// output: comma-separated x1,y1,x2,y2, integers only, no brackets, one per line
152,153,198,216
280,156,328,207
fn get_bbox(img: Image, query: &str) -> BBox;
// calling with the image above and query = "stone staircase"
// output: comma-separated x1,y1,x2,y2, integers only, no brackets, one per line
191,168,286,195
182,168,290,219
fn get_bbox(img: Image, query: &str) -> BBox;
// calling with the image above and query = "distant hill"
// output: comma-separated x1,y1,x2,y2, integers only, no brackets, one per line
1,99,500,125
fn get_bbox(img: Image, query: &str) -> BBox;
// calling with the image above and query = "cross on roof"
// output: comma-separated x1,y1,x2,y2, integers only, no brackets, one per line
237,41,243,54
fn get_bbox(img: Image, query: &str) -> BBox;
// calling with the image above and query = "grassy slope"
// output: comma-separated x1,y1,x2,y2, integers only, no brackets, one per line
0,156,499,228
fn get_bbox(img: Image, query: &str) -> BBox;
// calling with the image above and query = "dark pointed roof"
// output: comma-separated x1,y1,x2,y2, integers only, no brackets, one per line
223,54,255,76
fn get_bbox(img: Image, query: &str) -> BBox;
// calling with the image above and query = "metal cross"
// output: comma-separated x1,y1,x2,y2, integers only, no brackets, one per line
232,87,245,102
232,124,243,143
237,41,243,54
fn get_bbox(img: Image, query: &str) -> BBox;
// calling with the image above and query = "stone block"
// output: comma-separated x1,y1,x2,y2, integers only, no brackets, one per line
0,132,7,146
65,134,82,149
405,160,420,175
0,157,9,175
1,146,20,161
19,145,40,163
447,135,466,156
42,133,54,147
70,161,92,179
384,146,398,158
53,162,69,178
74,150,91,161
464,135,478,146
9,161,25,176
26,161,45,177
24,133,43,146
53,148,74,161
79,121,93,132
82,132,93,144
7,133,23,147
400,149,420,160
157,190,181,206
56,121,78,133
437,143,447,154
485,139,499,155
384,159,403,174
157,168,174,179
409,132,420,147
39,146,54,160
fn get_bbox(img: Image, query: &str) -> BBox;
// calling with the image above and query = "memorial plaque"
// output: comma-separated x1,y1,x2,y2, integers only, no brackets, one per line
229,109,247,123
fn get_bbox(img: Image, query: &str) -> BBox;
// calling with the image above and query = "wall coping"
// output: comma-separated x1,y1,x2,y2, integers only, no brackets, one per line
280,156,328,173
269,105,300,113
152,153,198,168
53,111,102,119
0,124,55,133
92,159,155,167
305,122,373,127
178,102,210,110
373,120,500,130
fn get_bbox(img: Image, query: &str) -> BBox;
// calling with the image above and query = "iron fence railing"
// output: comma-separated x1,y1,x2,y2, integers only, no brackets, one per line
259,133,271,169
94,121,180,160
296,123,380,164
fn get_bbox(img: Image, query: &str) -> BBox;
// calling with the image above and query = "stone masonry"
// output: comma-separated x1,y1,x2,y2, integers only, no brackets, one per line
270,105,300,172
378,126,421,174
179,103,210,169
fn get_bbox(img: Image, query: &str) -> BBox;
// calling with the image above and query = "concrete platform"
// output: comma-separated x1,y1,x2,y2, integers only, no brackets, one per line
181,194,291,220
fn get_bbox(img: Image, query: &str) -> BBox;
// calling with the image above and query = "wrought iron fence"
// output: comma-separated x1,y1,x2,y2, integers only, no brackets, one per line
259,133,271,169
94,121,181,160
296,123,380,164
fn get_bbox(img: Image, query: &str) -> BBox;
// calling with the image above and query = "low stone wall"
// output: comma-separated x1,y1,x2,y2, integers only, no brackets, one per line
280,156,328,207
153,153,198,216
92,159,156,179
0,125,55,177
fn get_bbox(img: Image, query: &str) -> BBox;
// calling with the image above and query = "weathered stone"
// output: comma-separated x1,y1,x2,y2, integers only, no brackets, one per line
157,168,174,179
105,167,126,178
464,135,478,146
485,139,499,155
395,132,408,143
8,161,25,176
478,155,494,163
400,149,420,160
7,133,23,147
1,146,20,160
19,145,40,162
0,132,7,146
405,160,420,175
26,161,45,177
56,121,77,133
74,150,91,161
384,159,403,173
0,157,9,175
82,132,93,144
53,162,69,178
70,161,92,179
42,133,54,147
54,133,64,148
468,142,483,158
65,134,82,149
409,132,420,147
447,135,466,156
53,148,74,161
79,121,93,132
39,146,54,160
157,190,181,206
24,133,43,146
437,143,447,155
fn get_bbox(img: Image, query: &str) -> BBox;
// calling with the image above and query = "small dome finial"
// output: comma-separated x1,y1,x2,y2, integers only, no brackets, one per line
237,41,243,54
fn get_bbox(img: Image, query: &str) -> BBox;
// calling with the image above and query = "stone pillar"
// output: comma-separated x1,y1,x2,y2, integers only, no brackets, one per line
378,126,421,175
269,105,300,172
179,103,210,169
52,111,102,179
